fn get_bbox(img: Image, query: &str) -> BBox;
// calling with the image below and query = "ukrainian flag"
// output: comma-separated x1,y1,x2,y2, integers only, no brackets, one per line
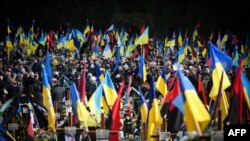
94,63,104,85
6,35,13,49
177,68,211,132
240,49,249,66
177,47,185,63
134,26,149,46
45,52,53,82
42,65,55,130
209,43,231,99
138,86,148,123
138,54,147,82
72,28,86,44
56,35,67,49
102,71,117,106
103,43,113,58
210,43,232,72
156,66,168,97
88,84,103,123
147,76,162,141
84,24,90,36
178,31,183,46
66,39,77,51
38,32,46,46
70,83,97,127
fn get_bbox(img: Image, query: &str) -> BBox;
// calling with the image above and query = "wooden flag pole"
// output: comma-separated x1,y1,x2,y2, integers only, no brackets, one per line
142,122,147,141
217,110,222,130
194,120,202,136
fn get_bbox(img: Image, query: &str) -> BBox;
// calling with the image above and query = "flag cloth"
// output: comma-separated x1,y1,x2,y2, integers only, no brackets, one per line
103,43,113,58
102,71,117,106
42,65,55,130
171,78,185,114
38,31,46,46
242,73,250,110
178,31,183,46
209,43,231,100
7,19,12,34
232,45,239,67
198,75,208,106
27,116,35,139
110,81,124,141
240,48,249,66
177,68,211,132
156,66,168,97
138,54,147,82
45,51,53,83
135,26,149,46
70,83,97,127
66,39,77,51
210,43,232,72
114,47,121,71
6,35,13,51
84,23,90,35
88,83,103,123
161,77,182,114
177,47,185,63
226,62,246,124
147,76,162,141
78,63,87,104
106,24,114,33
73,28,86,44
94,63,104,85
138,86,148,123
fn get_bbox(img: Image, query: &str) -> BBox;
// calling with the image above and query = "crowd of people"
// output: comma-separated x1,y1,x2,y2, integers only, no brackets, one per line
0,22,250,140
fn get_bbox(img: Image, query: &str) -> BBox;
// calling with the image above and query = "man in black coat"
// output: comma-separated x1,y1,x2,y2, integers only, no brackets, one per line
51,78,66,113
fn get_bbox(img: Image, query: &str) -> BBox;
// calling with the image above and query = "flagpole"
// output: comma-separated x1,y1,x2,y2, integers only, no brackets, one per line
194,119,202,136
141,122,147,141
211,72,224,120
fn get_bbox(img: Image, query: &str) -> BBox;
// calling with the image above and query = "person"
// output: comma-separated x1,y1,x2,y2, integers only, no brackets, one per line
32,58,42,78
51,78,66,113
30,73,43,105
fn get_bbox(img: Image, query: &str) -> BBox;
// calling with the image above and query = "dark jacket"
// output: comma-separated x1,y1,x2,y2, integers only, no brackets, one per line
51,84,66,112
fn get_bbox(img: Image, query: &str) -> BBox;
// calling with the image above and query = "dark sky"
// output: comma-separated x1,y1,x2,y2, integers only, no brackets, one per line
1,0,250,39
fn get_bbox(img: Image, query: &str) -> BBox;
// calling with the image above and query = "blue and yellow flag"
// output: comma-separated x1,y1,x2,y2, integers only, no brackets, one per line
114,47,121,71
88,84,103,123
178,31,183,46
209,43,231,99
103,43,113,58
102,71,117,106
45,52,53,83
138,54,147,82
210,43,232,72
94,63,104,85
72,28,86,45
84,21,90,36
156,66,168,97
70,83,97,127
135,26,149,46
42,65,55,130
177,68,211,132
6,35,13,53
177,47,185,63
147,76,162,141
138,86,148,123
38,32,46,46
